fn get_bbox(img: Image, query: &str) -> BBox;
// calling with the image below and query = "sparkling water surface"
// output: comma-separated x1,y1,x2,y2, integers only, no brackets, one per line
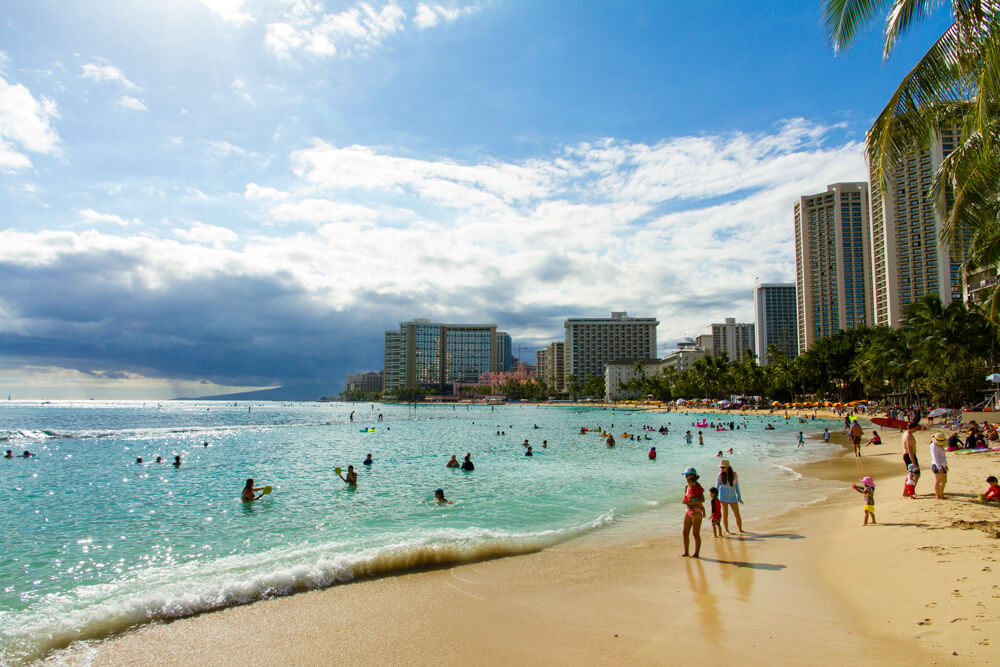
1,401,840,663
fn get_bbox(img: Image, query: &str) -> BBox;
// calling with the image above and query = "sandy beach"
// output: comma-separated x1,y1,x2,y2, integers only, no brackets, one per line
70,421,1000,666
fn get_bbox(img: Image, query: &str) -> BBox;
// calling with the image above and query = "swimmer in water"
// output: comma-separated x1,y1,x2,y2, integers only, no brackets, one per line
363,453,373,466
434,488,453,504
173,455,181,468
461,453,475,471
5,450,12,458
136,457,143,464
446,454,460,468
241,478,265,501
338,465,358,486
525,446,533,456
156,456,162,463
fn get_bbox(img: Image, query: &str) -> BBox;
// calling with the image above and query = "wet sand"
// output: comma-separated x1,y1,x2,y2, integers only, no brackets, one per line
70,424,1000,666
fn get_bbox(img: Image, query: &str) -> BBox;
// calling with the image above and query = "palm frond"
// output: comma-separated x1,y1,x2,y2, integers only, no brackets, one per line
883,0,947,61
824,0,893,52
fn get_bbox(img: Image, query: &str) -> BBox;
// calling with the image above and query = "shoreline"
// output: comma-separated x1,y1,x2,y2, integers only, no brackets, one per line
57,422,999,665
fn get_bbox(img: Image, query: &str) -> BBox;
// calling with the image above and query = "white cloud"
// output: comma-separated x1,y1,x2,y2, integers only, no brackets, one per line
78,208,138,227
173,222,239,246
198,0,255,25
115,95,148,112
265,1,408,59
0,72,60,171
207,140,248,155
267,198,378,225
231,77,254,104
414,3,471,29
244,183,289,200
81,60,139,90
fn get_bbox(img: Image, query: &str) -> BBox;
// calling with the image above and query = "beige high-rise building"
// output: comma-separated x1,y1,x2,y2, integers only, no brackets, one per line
794,182,873,352
564,312,658,383
868,127,964,326
709,318,755,361
542,341,565,393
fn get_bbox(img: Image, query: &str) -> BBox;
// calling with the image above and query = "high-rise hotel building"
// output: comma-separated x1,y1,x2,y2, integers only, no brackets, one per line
794,182,873,352
868,127,964,326
383,319,496,393
564,312,658,382
753,283,797,363
709,318,755,361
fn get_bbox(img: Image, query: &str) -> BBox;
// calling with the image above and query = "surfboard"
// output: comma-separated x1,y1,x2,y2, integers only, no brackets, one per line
871,417,923,431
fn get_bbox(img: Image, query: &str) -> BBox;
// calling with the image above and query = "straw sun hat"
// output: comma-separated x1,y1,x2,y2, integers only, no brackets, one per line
931,432,948,445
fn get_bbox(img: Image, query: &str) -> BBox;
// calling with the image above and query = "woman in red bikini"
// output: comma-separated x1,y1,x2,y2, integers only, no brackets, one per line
681,467,705,558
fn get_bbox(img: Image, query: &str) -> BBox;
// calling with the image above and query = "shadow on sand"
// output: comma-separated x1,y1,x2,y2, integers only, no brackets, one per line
698,557,786,571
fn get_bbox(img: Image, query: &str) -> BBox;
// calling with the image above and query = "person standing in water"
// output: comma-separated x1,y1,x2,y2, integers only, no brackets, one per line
241,478,265,501
461,454,475,471
338,465,358,486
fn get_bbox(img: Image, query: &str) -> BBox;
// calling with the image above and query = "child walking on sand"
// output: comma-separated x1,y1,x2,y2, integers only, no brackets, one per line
709,487,722,537
852,476,876,525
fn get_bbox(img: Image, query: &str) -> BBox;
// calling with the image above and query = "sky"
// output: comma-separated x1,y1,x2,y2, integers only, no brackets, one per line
0,1,954,399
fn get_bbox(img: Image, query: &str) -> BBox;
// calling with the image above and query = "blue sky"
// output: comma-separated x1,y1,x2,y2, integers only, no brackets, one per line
0,1,953,398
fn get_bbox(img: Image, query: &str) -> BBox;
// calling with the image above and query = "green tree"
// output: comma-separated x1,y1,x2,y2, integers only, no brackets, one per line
824,1,1000,307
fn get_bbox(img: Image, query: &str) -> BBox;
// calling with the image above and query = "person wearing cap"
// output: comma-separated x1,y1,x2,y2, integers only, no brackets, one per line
851,476,876,525
929,432,949,499
716,459,744,534
433,488,453,504
681,467,705,558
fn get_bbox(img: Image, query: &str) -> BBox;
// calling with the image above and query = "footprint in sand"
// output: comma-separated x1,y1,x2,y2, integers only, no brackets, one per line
955,577,968,582
926,602,938,608
918,618,932,625
950,618,967,623
983,566,992,572
952,589,963,597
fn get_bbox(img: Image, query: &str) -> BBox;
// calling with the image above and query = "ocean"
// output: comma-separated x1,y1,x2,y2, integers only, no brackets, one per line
1,400,842,663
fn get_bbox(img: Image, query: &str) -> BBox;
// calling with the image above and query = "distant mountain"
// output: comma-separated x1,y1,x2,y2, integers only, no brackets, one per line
178,382,342,401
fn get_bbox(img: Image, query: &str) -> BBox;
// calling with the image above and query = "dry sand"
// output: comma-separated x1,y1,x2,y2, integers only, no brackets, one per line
70,423,999,666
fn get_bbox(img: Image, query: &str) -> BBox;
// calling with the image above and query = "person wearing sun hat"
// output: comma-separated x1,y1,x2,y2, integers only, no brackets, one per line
716,459,744,534
851,476,876,525
929,432,949,499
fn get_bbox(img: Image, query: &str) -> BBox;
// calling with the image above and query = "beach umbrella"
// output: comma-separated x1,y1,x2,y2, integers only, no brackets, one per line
771,401,782,406
987,373,1000,382
927,408,950,418
675,398,687,404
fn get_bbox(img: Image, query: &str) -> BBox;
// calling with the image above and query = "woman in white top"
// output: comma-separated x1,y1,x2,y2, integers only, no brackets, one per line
929,432,948,499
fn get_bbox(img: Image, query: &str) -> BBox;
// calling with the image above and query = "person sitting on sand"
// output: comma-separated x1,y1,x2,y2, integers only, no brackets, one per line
864,431,881,447
338,465,358,486
983,476,1000,502
446,454,460,468
681,467,705,558
242,478,265,501
433,488,453,504
461,453,475,471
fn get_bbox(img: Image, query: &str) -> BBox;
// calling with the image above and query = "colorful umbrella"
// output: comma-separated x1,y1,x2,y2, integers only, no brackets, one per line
927,408,950,418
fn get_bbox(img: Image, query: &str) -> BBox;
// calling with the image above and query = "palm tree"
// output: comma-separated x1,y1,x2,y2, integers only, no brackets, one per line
824,1,1000,298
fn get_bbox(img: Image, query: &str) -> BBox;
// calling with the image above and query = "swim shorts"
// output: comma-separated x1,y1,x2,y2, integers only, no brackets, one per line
864,504,875,512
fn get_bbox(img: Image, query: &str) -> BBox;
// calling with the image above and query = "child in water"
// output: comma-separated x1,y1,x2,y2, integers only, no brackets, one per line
852,476,876,525
709,487,722,538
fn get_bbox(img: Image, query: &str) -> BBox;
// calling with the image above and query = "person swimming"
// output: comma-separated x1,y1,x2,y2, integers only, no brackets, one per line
525,446,533,456
461,453,475,471
173,455,181,468
434,488,453,504
446,454,460,468
136,457,143,464
363,453,373,466
649,447,656,460
5,450,13,458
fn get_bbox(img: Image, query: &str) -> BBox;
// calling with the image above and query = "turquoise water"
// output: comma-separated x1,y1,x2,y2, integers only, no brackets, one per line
0,401,839,663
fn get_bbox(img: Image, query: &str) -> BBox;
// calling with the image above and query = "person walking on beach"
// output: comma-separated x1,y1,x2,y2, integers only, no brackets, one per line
681,467,705,558
852,476,876,525
797,432,804,447
709,487,722,538
716,459,744,534
929,432,948,499
849,421,863,456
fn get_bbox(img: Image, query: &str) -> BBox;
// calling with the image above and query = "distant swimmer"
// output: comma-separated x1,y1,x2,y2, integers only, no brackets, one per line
684,431,693,444
461,453,475,471
4,450,12,458
446,454,460,468
363,453,373,466
173,455,181,468
338,465,358,486
716,451,723,457
23,450,34,458
542,440,547,448
350,411,355,423
698,431,704,446
136,457,143,464
522,439,530,447
649,447,656,460
242,478,265,501
525,446,533,456
434,488,453,504
204,441,209,447
156,456,162,463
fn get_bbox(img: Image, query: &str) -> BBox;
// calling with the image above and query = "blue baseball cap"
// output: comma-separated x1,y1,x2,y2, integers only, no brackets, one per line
682,466,697,476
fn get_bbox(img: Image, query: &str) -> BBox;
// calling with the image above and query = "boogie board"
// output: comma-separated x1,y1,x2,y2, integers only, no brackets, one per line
871,417,923,431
